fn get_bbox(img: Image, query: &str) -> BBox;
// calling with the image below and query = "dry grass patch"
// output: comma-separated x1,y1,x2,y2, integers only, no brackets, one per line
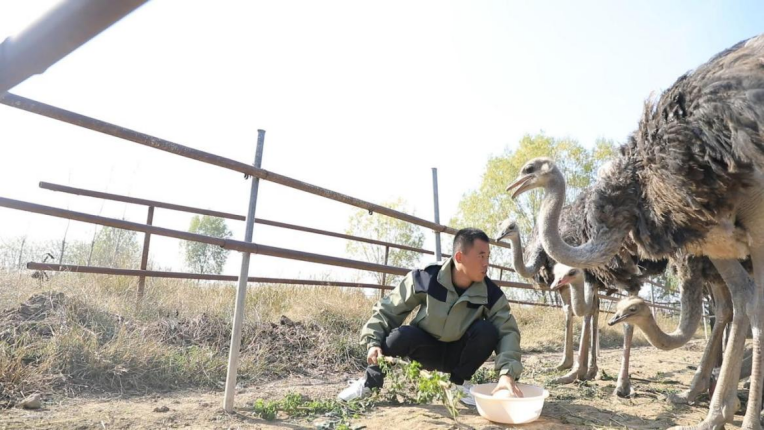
0,271,694,408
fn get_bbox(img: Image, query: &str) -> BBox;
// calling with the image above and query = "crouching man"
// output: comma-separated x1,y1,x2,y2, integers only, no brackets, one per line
338,228,523,405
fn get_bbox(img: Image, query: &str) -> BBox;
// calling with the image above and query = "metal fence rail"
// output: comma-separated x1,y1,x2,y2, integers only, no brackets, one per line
0,93,512,250
39,181,517,274
26,260,679,314
26,262,680,314
40,182,246,220
27,263,392,290
35,181,684,309
0,0,148,94
0,196,410,276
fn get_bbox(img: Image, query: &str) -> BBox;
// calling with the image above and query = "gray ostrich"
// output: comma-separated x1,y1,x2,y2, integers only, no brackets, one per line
508,34,764,430
507,212,743,404
549,263,600,383
497,219,575,373
607,258,746,405
501,206,740,404
498,189,668,396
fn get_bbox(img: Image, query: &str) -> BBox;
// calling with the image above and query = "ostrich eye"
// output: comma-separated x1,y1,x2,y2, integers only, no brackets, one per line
567,270,576,276
523,165,535,174
629,306,637,312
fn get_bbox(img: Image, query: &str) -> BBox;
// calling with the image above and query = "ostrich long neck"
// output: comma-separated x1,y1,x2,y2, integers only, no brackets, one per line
633,278,703,350
569,279,596,316
539,176,627,269
508,235,543,278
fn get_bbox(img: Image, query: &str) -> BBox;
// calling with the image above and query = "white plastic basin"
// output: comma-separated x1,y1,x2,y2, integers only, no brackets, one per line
470,382,550,424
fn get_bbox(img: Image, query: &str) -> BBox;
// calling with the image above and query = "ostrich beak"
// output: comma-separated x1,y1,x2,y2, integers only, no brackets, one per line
506,175,533,199
608,314,628,326
496,220,514,242
496,230,511,242
549,276,569,290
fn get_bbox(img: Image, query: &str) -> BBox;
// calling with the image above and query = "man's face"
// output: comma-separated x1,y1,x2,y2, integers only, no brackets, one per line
455,239,490,282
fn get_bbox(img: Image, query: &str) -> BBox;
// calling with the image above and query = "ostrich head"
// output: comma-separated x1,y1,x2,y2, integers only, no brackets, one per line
550,263,584,290
496,219,519,242
608,297,651,326
505,157,562,199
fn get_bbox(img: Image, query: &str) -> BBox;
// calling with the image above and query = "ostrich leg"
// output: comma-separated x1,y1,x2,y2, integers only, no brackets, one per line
670,258,752,430
735,349,754,385
552,313,591,384
584,303,599,380
670,280,732,404
546,287,574,372
742,244,764,430
615,323,633,398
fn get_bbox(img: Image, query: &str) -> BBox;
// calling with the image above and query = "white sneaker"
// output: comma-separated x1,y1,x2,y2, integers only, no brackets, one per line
454,382,476,406
337,377,371,402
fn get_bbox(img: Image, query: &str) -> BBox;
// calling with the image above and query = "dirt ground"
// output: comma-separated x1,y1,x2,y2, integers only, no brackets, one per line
1,338,745,430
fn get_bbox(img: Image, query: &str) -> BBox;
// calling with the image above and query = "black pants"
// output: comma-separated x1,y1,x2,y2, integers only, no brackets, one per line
365,319,499,388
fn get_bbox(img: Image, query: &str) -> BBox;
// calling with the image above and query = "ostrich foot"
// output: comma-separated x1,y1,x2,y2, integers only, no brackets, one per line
542,364,572,373
614,376,631,398
667,418,727,430
551,366,587,385
542,358,574,373
584,365,599,381
551,372,577,385
668,388,702,405
669,395,740,430
668,379,710,405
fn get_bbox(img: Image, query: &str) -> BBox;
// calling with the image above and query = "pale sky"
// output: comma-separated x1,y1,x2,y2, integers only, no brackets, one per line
0,1,762,284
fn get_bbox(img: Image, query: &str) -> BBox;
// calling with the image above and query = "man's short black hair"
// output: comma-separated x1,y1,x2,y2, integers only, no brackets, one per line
453,228,490,254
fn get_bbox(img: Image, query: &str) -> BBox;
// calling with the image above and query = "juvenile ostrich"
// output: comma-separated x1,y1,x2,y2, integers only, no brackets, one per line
607,256,704,350
508,35,764,429
498,188,667,396
497,219,575,372
549,263,600,383
608,258,745,405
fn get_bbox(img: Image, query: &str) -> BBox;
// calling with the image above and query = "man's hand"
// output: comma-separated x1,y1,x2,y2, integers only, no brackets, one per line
491,374,523,398
367,346,383,365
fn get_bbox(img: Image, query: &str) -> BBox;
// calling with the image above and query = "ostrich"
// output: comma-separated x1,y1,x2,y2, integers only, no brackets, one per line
549,263,600,383
607,256,704,351
507,34,764,429
608,282,729,403
524,211,740,404
500,214,738,404
609,257,755,405
497,219,575,372
497,189,667,396
498,218,616,380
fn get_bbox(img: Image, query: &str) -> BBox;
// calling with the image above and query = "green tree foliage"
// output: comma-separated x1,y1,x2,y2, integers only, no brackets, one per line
451,133,617,238
450,133,617,298
346,198,426,286
182,215,232,275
